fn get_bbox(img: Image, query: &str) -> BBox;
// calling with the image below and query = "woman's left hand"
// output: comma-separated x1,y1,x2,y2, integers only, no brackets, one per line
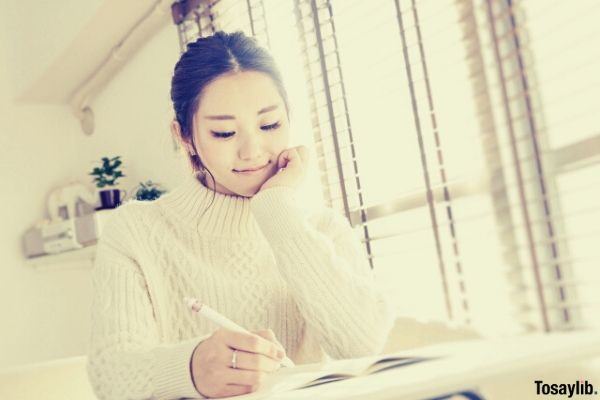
259,145,309,192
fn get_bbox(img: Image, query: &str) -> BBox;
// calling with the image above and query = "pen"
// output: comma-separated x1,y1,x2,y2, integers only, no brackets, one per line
184,297,295,368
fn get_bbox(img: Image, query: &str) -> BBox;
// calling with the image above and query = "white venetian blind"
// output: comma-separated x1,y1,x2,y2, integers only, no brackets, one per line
295,0,521,335
295,0,600,334
456,0,600,332
172,0,215,46
513,0,600,329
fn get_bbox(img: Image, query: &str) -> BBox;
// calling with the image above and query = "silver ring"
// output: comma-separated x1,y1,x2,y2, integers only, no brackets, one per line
231,349,238,369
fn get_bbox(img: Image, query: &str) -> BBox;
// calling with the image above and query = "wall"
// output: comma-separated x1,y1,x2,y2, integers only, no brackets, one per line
0,21,187,369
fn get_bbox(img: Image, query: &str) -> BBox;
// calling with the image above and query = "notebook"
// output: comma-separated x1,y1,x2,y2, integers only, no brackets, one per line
220,353,439,400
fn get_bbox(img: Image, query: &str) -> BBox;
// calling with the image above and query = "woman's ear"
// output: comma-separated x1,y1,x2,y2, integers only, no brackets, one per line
171,119,195,154
170,119,183,141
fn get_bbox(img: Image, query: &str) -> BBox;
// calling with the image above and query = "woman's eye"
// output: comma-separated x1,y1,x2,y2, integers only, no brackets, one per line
211,130,235,139
211,122,279,138
261,121,281,131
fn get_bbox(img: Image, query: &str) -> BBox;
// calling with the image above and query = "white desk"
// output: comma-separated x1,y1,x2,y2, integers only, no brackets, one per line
263,330,600,400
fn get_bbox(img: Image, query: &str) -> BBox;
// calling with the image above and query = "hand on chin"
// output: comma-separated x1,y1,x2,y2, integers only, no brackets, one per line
258,146,309,192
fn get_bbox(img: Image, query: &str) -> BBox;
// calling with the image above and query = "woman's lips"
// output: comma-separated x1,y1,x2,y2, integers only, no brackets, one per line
233,162,270,175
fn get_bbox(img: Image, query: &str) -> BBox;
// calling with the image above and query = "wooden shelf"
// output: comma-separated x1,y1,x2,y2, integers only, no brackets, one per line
25,245,97,271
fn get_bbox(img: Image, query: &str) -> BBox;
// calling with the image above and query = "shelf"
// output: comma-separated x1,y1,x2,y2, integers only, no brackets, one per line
25,245,97,271
23,207,118,271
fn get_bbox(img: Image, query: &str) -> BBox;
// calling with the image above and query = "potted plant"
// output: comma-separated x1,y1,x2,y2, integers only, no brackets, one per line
133,180,167,201
89,156,127,209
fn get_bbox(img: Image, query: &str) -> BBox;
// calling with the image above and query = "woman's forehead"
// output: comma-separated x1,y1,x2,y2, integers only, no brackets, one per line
198,71,283,117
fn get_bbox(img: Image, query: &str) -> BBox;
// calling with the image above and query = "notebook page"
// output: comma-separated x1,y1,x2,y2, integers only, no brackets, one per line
220,356,394,399
220,361,340,400
217,341,486,400
362,356,437,375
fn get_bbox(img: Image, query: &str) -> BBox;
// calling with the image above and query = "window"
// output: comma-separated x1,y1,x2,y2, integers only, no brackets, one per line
519,0,600,329
297,0,600,333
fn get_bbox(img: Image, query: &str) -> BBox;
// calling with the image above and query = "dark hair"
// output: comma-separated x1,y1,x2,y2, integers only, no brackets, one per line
170,31,289,181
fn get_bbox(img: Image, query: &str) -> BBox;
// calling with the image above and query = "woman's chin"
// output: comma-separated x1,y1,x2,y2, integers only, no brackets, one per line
242,185,263,198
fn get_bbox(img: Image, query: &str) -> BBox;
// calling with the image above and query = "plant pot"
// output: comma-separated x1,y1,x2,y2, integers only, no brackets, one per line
97,188,127,210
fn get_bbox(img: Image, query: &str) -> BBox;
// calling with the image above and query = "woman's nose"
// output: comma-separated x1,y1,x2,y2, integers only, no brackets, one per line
238,134,263,160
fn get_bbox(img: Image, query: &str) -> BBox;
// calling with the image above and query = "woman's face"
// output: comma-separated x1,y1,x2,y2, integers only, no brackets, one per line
192,70,290,197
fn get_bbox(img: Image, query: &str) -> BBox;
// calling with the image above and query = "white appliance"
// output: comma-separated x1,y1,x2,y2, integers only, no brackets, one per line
22,210,115,258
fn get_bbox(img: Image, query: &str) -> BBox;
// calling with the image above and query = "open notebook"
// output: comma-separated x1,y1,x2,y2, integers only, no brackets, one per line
216,353,439,400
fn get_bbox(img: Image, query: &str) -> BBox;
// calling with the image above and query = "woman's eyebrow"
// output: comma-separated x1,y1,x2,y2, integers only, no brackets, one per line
204,105,278,120
257,104,278,114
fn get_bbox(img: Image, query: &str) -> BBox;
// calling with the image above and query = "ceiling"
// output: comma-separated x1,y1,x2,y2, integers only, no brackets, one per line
1,0,172,104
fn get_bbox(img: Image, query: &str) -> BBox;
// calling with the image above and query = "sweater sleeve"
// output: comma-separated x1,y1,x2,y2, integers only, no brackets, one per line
87,207,208,400
249,186,395,359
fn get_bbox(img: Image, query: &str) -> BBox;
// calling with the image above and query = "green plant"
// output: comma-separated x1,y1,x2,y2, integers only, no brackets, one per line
134,180,167,201
89,156,126,188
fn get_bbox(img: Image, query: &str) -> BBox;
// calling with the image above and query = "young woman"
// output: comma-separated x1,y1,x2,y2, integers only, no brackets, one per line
87,31,394,400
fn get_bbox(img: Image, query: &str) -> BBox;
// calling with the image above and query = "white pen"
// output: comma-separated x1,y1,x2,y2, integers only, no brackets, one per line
184,297,295,368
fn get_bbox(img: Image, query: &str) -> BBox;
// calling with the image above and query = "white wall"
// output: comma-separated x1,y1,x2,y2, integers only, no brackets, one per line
0,20,189,369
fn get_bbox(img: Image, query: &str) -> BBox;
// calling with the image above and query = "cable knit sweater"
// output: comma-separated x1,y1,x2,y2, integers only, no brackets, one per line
86,173,394,400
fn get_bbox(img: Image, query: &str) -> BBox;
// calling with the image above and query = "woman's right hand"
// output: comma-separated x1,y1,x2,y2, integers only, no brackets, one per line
190,328,287,398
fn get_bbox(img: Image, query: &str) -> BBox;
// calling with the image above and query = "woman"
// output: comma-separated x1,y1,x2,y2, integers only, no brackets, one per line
87,31,393,399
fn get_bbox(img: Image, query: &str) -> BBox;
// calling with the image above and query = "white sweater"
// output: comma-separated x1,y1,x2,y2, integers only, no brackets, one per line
86,173,394,400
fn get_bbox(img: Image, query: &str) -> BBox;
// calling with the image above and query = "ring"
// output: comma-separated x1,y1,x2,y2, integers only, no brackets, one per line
231,349,238,369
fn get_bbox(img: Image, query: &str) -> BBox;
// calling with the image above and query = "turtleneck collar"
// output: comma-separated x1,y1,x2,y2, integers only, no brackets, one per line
156,173,263,238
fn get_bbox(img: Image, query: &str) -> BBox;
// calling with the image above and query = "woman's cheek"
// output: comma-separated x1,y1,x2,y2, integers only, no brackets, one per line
275,124,291,146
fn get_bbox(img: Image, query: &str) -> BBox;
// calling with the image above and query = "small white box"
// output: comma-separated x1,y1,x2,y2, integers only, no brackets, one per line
23,209,116,259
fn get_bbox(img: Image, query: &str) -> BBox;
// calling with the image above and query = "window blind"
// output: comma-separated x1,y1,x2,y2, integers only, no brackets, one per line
294,0,600,334
458,0,600,332
509,0,600,330
171,0,215,47
294,0,513,332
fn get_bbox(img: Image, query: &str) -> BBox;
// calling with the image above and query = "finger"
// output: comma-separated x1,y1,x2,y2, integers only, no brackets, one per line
231,349,282,372
282,148,299,167
253,329,286,353
221,330,283,360
224,368,269,387
277,150,289,169
252,329,276,344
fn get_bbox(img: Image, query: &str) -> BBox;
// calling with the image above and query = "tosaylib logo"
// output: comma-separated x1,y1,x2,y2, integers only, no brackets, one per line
535,380,597,397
